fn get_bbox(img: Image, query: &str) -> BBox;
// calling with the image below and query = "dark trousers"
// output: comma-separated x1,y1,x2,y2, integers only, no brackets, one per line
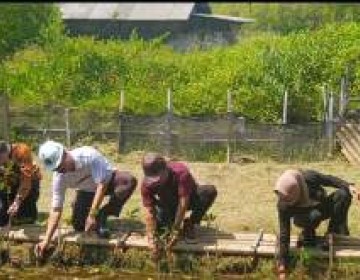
293,188,352,236
155,185,217,230
71,171,137,231
0,179,40,226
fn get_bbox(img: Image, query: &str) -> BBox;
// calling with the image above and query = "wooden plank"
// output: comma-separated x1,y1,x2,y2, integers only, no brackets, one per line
3,93,10,141
337,124,360,158
5,226,360,245
341,146,360,166
338,139,360,165
337,126,360,150
342,142,360,165
346,124,360,146
337,125,360,153
348,98,360,102
4,225,360,258
332,234,360,244
333,248,360,258
341,146,359,166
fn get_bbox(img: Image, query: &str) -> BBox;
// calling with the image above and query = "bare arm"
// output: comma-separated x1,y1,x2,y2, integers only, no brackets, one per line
173,196,189,232
89,183,107,216
278,206,291,268
16,175,32,202
145,206,156,243
8,173,32,216
43,207,62,245
304,170,351,189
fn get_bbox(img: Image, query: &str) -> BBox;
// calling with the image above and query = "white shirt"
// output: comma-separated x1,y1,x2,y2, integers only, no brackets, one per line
51,146,115,209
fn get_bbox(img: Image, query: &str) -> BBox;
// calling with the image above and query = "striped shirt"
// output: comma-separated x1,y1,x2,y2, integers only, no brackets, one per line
51,146,114,209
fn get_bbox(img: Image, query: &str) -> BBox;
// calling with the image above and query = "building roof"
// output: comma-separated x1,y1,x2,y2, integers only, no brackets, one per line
58,3,254,23
59,2,196,21
193,13,255,24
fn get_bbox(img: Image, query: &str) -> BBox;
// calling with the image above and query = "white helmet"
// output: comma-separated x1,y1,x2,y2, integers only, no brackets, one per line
38,140,65,171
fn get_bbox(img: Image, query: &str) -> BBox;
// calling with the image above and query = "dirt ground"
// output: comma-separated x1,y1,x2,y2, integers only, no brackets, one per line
36,143,360,238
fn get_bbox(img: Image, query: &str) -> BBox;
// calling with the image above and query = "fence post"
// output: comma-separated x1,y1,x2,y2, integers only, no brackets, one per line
3,93,10,142
45,104,51,140
118,90,125,153
165,88,173,157
226,90,234,164
327,91,334,156
323,84,329,123
282,89,288,125
65,108,71,148
339,76,346,118
100,108,106,141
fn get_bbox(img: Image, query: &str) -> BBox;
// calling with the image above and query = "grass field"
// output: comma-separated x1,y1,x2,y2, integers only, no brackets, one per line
9,142,360,278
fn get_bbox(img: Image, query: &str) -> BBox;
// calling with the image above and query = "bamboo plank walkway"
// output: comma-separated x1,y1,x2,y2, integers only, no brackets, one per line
2,225,360,259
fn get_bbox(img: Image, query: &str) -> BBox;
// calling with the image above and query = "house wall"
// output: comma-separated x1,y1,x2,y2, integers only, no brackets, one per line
63,17,242,51
169,15,240,51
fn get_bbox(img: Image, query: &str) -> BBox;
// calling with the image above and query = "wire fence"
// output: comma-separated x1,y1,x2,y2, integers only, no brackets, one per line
119,113,332,162
8,105,119,145
0,93,336,162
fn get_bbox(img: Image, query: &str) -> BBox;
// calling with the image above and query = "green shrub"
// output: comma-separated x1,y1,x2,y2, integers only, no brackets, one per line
0,4,64,60
1,23,360,123
211,3,360,35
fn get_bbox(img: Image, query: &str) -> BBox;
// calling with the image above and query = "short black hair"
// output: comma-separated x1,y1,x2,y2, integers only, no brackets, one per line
142,153,167,177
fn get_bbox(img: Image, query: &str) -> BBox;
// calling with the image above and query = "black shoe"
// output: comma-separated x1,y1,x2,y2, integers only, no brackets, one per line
183,218,196,240
298,229,317,248
319,240,329,251
96,211,110,239
303,238,317,247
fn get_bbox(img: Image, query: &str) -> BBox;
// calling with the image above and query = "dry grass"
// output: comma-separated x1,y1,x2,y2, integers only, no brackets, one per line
36,141,360,238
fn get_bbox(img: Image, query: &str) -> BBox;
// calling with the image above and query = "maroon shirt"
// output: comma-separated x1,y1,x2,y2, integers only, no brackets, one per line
141,162,197,208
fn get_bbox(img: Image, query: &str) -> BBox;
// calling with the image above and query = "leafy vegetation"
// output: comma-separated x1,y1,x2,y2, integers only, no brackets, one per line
211,3,360,35
1,22,360,122
1,4,360,123
0,4,64,60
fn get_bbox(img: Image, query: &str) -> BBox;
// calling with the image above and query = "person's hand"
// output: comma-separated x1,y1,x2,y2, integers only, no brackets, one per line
148,237,160,262
7,200,20,217
349,185,360,201
84,215,97,232
166,230,179,252
34,240,49,259
277,263,286,280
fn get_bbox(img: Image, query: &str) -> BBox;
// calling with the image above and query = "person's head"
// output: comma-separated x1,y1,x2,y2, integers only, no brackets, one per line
274,169,302,207
38,140,74,173
142,152,169,185
0,141,11,165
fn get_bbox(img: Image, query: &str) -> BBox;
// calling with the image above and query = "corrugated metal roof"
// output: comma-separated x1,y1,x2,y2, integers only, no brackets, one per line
193,13,255,23
58,2,195,21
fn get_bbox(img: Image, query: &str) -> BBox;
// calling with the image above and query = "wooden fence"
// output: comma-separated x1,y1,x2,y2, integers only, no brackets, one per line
337,122,360,165
0,94,10,142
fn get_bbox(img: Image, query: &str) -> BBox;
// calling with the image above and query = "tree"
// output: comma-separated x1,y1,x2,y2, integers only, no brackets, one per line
0,3,64,60
210,3,360,35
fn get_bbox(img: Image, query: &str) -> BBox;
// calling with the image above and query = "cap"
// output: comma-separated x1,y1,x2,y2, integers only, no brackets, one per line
38,140,64,171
